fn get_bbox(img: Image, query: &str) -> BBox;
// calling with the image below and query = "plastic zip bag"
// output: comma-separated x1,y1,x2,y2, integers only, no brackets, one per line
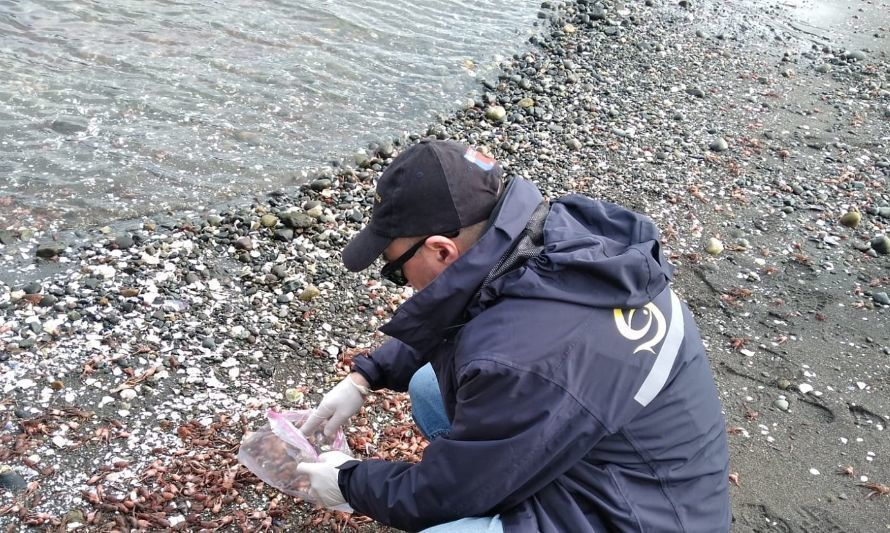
238,409,352,511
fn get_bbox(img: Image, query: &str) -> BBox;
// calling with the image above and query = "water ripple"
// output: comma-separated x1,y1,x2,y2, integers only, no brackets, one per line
0,0,539,229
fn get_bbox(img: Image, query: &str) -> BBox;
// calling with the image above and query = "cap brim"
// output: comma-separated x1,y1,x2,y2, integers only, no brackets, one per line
341,227,393,272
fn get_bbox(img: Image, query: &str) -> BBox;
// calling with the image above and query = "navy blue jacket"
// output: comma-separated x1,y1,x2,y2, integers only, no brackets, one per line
342,178,731,532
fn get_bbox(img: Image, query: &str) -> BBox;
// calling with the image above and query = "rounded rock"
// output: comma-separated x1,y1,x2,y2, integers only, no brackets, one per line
709,138,729,152
485,106,507,122
873,292,890,306
705,237,724,256
35,244,63,259
299,285,321,302
772,398,790,411
233,237,254,251
0,467,27,492
839,211,861,228
870,235,890,255
260,214,279,228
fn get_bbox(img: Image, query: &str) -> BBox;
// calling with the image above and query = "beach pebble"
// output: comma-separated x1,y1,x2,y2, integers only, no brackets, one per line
119,388,137,401
839,211,861,228
773,398,790,411
35,244,63,259
566,138,583,151
279,211,315,229
0,467,27,491
705,238,724,255
709,138,729,152
299,285,321,301
798,383,814,394
113,234,135,249
873,292,890,306
261,214,279,228
485,106,506,122
870,236,890,255
234,237,254,251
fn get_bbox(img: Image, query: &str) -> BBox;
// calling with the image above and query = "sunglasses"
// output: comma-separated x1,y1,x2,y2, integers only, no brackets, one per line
381,231,459,286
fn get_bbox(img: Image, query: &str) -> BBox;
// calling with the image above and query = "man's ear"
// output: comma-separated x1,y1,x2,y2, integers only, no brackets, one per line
424,235,461,265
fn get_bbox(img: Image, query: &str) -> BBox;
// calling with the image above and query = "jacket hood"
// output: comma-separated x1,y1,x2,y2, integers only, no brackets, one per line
482,194,673,310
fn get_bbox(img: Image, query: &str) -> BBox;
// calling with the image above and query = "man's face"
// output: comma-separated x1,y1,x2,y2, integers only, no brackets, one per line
382,236,459,291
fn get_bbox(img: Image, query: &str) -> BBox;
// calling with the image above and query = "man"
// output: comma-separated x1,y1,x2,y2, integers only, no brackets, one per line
297,139,731,532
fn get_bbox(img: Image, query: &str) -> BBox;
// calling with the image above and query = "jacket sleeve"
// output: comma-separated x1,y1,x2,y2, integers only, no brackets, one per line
338,358,608,531
351,338,427,392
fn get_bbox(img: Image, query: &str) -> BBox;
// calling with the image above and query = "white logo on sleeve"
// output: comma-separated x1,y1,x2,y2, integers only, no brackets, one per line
612,291,686,407
613,303,667,354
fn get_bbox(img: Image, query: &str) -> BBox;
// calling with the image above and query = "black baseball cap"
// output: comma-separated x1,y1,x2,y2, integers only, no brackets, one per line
342,139,503,272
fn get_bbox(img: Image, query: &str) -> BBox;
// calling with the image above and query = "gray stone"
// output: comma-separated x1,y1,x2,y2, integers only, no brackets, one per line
272,265,288,279
873,292,890,306
773,398,789,411
36,244,63,259
233,237,254,251
310,178,332,191
709,138,729,152
353,151,370,168
844,50,867,61
377,141,395,158
113,234,135,249
280,212,313,229
871,235,890,255
22,282,41,295
0,468,27,491
567,138,583,151
18,338,36,349
274,228,295,241
277,293,293,304
0,230,15,245
685,87,705,98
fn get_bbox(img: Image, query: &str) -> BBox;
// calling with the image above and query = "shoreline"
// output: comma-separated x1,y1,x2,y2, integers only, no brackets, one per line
2,0,890,531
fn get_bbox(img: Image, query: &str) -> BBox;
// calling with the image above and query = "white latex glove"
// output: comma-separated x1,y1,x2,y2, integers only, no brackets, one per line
296,451,356,511
300,374,369,438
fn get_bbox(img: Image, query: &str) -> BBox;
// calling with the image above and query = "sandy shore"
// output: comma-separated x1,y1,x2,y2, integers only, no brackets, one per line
2,0,889,531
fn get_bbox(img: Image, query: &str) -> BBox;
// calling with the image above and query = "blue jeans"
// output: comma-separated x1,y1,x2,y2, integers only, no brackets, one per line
408,363,504,533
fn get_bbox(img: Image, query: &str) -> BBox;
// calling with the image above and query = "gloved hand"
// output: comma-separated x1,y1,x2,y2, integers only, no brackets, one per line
300,374,370,438
296,451,356,510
